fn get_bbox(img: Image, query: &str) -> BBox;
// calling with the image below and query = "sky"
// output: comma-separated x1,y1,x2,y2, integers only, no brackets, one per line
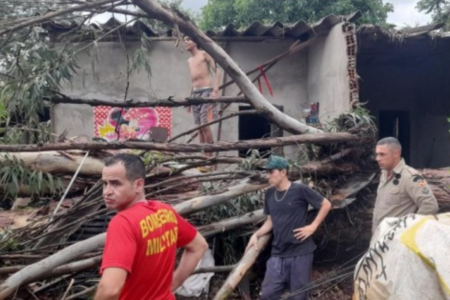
93,0,433,28
386,0,432,27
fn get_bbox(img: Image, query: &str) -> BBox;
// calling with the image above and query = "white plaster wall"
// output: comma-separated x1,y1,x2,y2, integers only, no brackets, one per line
53,26,351,161
54,41,197,142
307,22,351,123
224,40,309,159
53,39,311,159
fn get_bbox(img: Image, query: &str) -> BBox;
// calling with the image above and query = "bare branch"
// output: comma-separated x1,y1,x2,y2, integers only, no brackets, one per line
168,109,261,143
45,95,249,107
0,132,358,152
0,0,123,37
87,7,150,18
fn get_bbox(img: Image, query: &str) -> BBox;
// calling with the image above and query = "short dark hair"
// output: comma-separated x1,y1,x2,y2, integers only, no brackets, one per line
183,35,200,50
377,137,402,152
104,153,146,181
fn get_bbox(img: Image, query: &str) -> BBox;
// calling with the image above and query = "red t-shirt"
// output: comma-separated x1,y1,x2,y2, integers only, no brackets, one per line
100,200,197,300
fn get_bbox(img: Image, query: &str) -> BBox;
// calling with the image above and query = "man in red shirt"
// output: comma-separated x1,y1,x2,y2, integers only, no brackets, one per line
94,153,208,300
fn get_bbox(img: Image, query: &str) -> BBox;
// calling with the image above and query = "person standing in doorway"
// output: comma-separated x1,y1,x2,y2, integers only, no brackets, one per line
372,137,439,233
94,153,208,300
184,36,221,171
246,155,332,300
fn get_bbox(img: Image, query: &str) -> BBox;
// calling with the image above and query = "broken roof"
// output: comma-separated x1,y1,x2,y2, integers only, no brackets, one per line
43,12,362,41
358,22,448,37
357,22,450,53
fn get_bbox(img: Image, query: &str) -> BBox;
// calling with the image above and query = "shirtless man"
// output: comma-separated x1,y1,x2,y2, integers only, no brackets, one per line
184,36,221,165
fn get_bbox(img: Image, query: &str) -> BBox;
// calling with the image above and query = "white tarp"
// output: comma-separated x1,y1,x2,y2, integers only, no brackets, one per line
353,213,450,300
175,248,215,297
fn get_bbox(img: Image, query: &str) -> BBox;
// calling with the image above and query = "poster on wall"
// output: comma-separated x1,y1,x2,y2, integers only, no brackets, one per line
93,106,172,141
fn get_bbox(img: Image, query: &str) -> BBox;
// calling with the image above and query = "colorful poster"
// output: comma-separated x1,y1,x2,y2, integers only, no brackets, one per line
94,106,172,141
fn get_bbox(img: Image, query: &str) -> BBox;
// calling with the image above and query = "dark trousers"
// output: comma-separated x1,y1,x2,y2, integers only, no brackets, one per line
260,253,313,300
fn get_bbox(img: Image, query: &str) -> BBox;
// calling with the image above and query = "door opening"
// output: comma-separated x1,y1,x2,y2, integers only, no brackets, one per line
378,110,410,163
238,106,283,158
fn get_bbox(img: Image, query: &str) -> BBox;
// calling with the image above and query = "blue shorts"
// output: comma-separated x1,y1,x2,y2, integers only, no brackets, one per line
260,254,313,300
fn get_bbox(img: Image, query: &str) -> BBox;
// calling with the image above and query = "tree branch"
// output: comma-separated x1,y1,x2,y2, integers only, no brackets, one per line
45,95,249,107
199,209,265,238
0,0,123,37
168,109,261,143
0,132,358,152
213,234,271,300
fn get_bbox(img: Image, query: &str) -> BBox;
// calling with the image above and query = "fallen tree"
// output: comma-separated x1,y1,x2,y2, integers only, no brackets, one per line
0,151,106,176
0,177,269,299
0,132,358,152
419,168,450,211
0,234,104,300
199,209,265,237
213,234,271,300
0,152,358,178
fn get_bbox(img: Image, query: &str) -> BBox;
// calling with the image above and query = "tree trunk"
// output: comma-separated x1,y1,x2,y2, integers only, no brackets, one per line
0,152,357,179
0,151,105,176
0,132,358,152
175,179,268,216
47,95,249,107
0,256,101,281
213,234,271,300
199,209,265,237
319,169,450,248
131,0,323,135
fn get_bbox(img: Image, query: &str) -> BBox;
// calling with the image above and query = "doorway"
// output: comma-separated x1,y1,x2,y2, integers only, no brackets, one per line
378,110,410,163
238,106,283,158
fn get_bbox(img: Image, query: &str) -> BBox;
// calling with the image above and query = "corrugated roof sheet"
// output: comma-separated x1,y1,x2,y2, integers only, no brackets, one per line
43,12,361,40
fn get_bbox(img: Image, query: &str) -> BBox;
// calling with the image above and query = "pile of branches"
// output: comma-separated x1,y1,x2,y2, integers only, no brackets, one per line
0,1,449,299
0,110,382,300
1,110,449,299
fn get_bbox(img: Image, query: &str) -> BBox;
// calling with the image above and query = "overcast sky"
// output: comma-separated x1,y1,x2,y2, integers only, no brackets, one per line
93,0,433,28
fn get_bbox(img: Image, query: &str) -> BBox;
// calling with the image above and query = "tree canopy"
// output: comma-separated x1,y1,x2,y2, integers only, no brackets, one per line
417,0,450,29
199,0,394,30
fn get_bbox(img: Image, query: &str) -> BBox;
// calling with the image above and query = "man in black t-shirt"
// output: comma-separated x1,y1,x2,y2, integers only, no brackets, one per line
246,155,332,300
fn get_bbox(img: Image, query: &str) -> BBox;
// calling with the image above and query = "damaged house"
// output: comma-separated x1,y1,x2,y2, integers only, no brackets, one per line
45,13,450,168
1,8,450,300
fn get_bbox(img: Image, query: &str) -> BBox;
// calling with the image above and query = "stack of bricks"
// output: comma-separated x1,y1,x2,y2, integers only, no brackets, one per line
342,23,359,107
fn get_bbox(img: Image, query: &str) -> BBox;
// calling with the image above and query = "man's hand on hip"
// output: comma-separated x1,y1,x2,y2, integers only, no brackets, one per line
293,224,318,241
